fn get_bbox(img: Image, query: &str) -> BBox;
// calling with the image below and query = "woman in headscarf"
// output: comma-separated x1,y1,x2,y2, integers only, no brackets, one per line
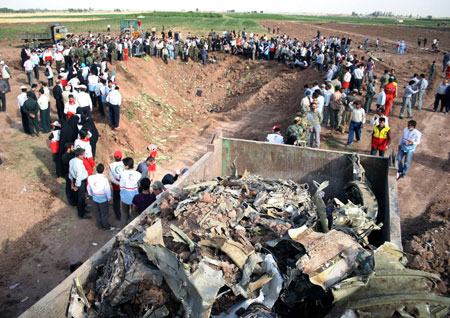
56,114,79,177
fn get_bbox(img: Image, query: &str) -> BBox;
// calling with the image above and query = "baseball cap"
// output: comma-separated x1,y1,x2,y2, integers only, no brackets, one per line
20,85,27,90
352,89,358,93
271,125,280,130
114,150,122,159
51,121,61,127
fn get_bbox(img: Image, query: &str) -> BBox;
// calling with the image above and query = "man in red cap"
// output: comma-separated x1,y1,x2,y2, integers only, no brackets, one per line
266,125,284,144
109,150,124,220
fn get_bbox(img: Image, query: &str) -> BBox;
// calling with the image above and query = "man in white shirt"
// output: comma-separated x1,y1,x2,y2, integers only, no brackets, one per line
106,86,122,129
109,151,124,220
376,86,386,110
23,57,34,86
266,126,284,144
433,79,448,113
323,82,334,126
69,148,91,219
38,89,51,133
397,120,422,179
352,65,364,93
17,86,30,134
346,100,365,146
370,107,389,129
87,164,115,231
119,157,141,228
415,74,428,110
75,85,92,117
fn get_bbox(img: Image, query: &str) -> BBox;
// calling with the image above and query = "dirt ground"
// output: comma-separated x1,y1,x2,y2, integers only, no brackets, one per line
0,21,449,317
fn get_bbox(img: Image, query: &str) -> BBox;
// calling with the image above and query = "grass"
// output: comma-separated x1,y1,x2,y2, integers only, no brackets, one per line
1,11,448,42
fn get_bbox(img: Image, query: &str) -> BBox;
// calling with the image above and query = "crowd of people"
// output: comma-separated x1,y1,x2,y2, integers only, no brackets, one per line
1,25,449,229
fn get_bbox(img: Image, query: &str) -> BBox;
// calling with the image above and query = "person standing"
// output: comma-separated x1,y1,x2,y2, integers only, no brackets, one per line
17,86,30,134
106,86,122,129
433,79,449,112
38,89,51,133
443,52,450,72
429,61,436,82
61,142,75,205
399,80,418,119
52,80,64,120
44,62,53,87
69,148,91,219
23,56,34,86
309,102,323,148
132,178,156,215
22,91,40,137
346,100,365,147
384,77,397,116
370,107,389,128
322,82,334,126
87,164,115,231
0,75,7,112
397,120,421,179
370,118,391,157
364,77,376,113
119,157,141,228
75,85,92,118
329,88,343,129
415,74,428,110
0,61,11,93
109,151,124,221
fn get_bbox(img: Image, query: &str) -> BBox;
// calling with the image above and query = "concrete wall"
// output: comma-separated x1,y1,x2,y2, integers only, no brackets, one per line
20,132,400,317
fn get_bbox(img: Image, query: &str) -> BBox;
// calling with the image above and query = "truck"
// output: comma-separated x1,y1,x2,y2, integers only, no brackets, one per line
19,130,402,317
120,19,141,36
19,23,72,43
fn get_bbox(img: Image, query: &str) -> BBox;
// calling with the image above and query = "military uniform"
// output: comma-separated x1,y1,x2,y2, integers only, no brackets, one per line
298,115,312,146
22,98,40,136
286,122,303,145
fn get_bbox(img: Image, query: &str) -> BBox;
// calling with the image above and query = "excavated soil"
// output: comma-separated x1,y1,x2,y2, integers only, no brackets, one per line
0,20,449,317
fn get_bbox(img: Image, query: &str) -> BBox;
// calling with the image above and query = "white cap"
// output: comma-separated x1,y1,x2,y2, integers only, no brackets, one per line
20,85,27,90
0,61,4,64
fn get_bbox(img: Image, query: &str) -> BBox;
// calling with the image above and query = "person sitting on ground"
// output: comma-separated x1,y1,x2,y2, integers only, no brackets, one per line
266,125,284,144
132,178,156,215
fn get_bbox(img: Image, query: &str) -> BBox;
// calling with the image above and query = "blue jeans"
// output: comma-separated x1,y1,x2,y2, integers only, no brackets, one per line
398,149,415,175
347,120,362,145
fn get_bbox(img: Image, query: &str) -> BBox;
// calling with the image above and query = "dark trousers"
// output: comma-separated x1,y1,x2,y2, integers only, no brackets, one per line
370,147,385,157
65,174,76,205
40,108,51,133
109,104,120,128
28,116,40,135
47,78,53,87
33,65,39,80
20,108,31,134
97,96,104,116
77,106,91,118
93,201,110,229
354,79,362,92
74,179,87,218
433,94,446,111
56,99,64,120
89,91,97,109
26,71,33,86
113,189,121,220
0,93,5,112
347,120,362,145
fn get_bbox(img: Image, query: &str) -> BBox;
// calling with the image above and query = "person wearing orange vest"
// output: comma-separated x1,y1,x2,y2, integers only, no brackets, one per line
370,118,391,157
384,77,397,116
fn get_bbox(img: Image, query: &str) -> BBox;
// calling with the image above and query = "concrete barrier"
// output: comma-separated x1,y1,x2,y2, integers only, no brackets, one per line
20,130,400,317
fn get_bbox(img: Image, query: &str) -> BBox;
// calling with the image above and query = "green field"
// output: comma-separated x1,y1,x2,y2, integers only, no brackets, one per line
0,11,449,42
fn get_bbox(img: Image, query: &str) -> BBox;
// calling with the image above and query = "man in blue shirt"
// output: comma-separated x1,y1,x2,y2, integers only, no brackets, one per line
400,80,418,119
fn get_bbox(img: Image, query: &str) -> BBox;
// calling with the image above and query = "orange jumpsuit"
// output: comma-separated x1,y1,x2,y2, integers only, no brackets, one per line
384,83,397,116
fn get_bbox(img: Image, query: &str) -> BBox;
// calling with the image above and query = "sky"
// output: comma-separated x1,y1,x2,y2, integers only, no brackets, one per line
4,0,450,17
